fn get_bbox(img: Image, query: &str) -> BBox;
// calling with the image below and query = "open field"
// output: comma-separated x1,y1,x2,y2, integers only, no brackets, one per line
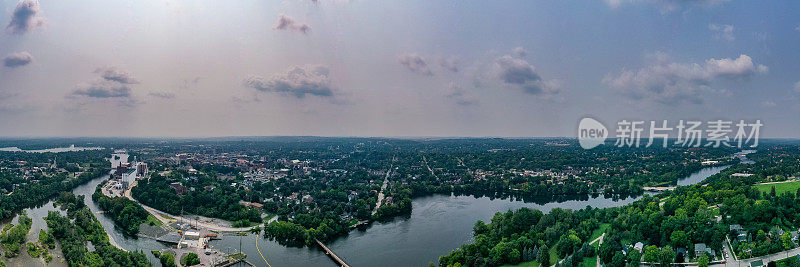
755,181,800,195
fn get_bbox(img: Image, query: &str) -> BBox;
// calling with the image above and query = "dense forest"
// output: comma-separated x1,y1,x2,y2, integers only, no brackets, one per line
0,149,110,220
132,172,262,224
92,180,150,235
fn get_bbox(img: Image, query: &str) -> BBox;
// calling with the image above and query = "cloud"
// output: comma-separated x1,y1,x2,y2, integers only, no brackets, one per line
438,56,461,73
705,54,768,77
444,82,476,105
148,91,176,99
605,0,729,13
180,77,201,89
71,67,139,99
243,65,335,98
604,54,767,104
6,0,46,35
493,54,559,95
3,51,33,68
709,24,734,41
94,67,139,84
761,101,776,108
794,81,800,93
398,53,433,76
72,80,132,98
796,25,800,33
512,46,528,58
274,14,310,34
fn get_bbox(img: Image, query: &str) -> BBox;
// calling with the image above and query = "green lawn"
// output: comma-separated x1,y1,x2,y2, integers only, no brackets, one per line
145,215,163,226
590,224,610,242
580,256,597,267
755,181,800,195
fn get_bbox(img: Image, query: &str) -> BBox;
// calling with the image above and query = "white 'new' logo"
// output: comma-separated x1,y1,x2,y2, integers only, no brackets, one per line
578,118,607,149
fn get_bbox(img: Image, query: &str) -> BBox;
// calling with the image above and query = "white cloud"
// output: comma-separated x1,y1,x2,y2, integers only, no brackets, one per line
794,81,800,93
512,46,528,58
605,0,729,13
709,24,734,41
604,54,767,104
761,101,776,108
244,65,335,98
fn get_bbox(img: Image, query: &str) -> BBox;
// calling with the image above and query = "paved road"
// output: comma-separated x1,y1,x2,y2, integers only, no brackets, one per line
713,238,800,267
372,164,393,216
423,156,439,180
594,233,605,267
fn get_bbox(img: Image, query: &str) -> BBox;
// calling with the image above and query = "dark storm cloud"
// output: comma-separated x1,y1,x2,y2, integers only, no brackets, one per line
398,53,433,76
274,14,310,34
3,51,33,68
244,65,335,98
6,0,45,35
95,67,139,84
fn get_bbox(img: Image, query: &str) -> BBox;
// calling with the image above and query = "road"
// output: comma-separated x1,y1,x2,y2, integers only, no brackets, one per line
423,155,439,180
593,233,605,267
121,179,264,232
712,237,800,267
372,164,393,216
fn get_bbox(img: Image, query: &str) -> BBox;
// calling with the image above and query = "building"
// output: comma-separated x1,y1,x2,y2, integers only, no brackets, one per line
136,162,148,177
169,182,188,195
694,243,709,257
749,260,764,267
731,224,748,242
184,231,200,240
239,201,263,210
634,242,644,252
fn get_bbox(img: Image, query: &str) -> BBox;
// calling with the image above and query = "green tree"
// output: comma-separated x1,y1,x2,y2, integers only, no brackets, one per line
659,246,675,267
160,252,177,267
183,252,200,266
627,249,642,265
782,232,794,250
670,231,689,249
698,253,709,267
643,245,660,263
610,251,626,267
538,244,550,267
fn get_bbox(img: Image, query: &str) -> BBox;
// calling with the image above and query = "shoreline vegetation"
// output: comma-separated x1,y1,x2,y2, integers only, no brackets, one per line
440,146,800,267
45,192,149,266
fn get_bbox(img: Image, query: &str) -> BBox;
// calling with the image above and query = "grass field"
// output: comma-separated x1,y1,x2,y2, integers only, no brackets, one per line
145,214,163,226
755,181,800,195
580,256,597,267
590,224,610,243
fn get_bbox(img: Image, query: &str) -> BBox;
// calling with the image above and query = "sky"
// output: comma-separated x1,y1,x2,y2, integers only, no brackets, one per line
0,0,799,138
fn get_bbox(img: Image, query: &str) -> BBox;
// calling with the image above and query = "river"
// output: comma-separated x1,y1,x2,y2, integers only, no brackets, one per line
2,153,734,267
